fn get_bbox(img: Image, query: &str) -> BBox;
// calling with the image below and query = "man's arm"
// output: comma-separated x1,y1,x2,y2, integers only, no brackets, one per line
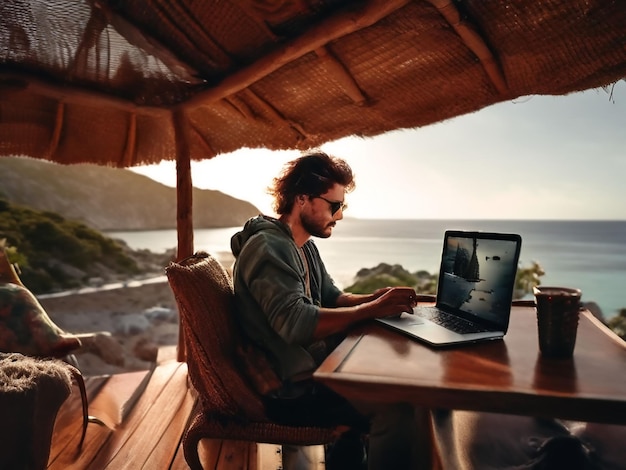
313,286,417,340
334,287,394,307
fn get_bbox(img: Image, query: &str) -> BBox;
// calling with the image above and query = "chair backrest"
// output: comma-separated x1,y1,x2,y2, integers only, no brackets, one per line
165,252,267,421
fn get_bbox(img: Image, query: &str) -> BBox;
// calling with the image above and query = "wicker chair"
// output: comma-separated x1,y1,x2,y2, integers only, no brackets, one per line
165,252,339,470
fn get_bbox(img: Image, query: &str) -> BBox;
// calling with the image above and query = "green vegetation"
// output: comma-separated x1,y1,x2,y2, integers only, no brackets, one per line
607,309,626,341
0,196,143,293
345,264,438,295
514,261,545,299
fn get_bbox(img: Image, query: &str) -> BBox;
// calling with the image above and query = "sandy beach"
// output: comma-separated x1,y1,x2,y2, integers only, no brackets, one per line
40,279,179,377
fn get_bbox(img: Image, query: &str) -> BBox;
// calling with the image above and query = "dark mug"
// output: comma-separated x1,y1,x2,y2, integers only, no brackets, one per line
533,286,582,359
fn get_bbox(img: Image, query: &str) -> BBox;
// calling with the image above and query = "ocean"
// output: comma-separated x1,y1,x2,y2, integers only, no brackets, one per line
107,219,626,320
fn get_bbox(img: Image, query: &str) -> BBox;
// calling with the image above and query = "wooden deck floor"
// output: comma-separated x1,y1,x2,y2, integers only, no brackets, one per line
48,349,325,470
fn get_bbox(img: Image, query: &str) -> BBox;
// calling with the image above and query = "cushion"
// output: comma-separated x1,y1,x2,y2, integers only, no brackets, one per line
0,283,81,357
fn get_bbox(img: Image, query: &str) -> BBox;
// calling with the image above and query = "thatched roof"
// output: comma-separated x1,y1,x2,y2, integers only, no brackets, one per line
1,0,625,168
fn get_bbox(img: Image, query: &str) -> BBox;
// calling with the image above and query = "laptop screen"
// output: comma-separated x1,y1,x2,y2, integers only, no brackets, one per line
437,231,522,329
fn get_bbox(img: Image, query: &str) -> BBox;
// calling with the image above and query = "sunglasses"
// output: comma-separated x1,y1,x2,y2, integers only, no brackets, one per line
312,196,348,215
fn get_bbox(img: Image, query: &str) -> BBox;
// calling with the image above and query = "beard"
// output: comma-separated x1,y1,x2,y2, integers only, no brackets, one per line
300,212,334,238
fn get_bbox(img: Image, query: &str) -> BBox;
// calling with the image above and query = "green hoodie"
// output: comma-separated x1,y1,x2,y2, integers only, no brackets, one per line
230,215,342,394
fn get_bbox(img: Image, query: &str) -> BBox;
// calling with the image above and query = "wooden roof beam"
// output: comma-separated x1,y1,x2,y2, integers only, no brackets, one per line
149,0,235,70
315,46,367,105
0,73,169,117
189,121,217,157
242,89,308,141
426,0,508,94
178,0,412,110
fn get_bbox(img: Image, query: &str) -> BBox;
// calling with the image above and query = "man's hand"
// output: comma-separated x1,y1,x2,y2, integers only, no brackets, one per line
370,286,417,318
370,287,394,299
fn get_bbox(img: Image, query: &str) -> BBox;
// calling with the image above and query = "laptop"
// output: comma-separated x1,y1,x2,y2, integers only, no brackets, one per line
377,230,522,347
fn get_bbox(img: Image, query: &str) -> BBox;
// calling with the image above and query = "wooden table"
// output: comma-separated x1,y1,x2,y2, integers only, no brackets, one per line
314,306,626,425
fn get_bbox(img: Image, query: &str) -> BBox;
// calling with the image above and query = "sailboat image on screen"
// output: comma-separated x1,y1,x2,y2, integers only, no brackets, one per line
377,230,522,347
440,237,481,310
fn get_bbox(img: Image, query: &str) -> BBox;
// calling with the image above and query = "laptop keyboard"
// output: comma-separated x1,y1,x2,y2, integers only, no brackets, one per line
417,307,490,334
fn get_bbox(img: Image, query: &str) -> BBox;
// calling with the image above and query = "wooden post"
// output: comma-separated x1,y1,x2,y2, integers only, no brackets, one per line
173,109,194,362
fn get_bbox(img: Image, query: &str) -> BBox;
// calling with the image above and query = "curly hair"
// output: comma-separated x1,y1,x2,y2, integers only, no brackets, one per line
268,151,355,215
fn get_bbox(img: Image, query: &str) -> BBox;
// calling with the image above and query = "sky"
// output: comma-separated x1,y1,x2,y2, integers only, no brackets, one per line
131,81,626,220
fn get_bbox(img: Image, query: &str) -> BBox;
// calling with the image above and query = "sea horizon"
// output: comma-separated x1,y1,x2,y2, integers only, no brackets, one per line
108,216,626,231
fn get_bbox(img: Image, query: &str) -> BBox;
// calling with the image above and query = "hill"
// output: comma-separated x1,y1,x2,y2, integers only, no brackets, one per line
0,157,259,230
0,197,176,293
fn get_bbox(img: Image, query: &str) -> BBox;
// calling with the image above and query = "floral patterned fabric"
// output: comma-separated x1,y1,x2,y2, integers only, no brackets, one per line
0,283,80,357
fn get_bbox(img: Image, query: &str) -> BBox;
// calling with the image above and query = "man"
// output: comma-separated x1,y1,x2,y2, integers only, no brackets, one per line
231,151,431,469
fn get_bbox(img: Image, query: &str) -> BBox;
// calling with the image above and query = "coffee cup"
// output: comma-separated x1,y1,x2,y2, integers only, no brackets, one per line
533,286,582,359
